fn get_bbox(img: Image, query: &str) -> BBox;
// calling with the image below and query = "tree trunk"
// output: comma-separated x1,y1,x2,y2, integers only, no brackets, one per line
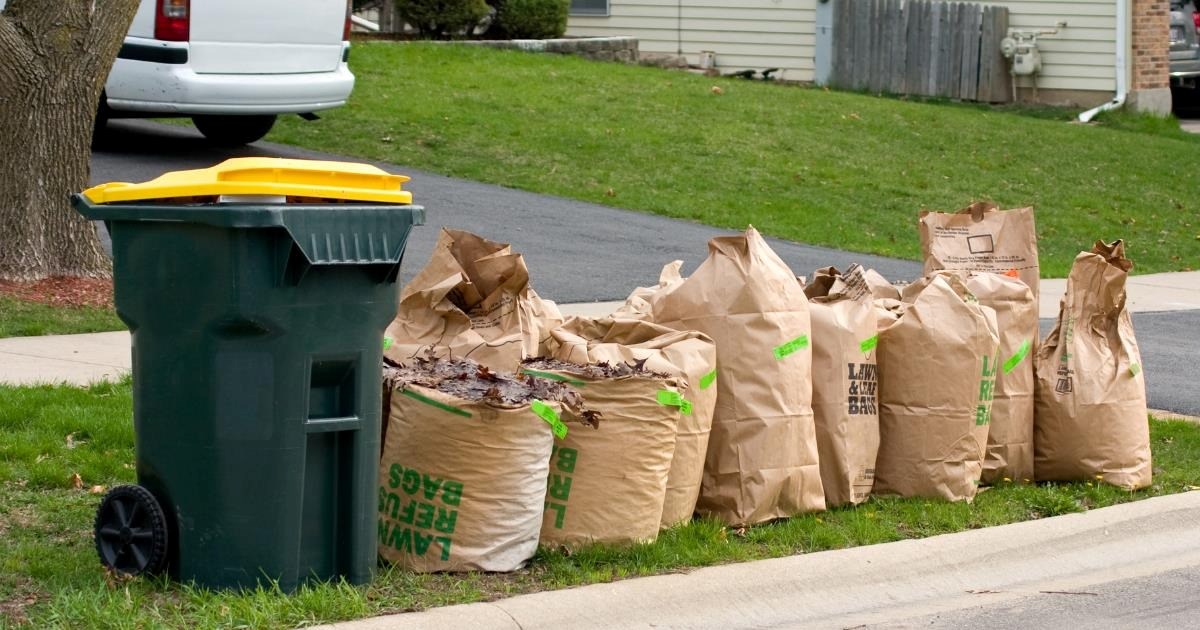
0,0,139,281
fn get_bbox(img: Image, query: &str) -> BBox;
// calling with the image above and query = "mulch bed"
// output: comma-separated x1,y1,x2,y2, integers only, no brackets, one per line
0,277,114,308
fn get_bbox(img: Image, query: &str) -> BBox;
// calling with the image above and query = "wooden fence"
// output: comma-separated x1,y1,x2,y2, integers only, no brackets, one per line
831,0,1011,103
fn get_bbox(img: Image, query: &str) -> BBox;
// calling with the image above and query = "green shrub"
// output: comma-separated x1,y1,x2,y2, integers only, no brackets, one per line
497,0,568,39
394,0,489,39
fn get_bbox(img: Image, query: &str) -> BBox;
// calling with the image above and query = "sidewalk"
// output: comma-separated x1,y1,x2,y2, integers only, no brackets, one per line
2,272,1198,387
317,491,1200,630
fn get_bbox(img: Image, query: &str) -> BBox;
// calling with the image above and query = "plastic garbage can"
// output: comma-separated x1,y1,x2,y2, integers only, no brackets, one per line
73,157,425,591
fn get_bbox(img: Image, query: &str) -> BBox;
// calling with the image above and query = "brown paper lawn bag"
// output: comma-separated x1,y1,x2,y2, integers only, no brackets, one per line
919,201,1040,307
545,316,718,527
962,272,1037,484
1034,240,1150,490
613,260,685,319
804,265,882,507
649,226,825,526
378,358,582,572
874,273,1000,502
522,359,681,546
384,228,563,371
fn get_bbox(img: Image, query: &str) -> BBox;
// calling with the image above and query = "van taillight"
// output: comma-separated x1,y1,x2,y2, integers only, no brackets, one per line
343,0,353,41
155,0,190,42
1194,11,1200,34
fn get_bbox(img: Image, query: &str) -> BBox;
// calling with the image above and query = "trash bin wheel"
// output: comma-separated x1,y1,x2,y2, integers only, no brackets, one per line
94,484,169,576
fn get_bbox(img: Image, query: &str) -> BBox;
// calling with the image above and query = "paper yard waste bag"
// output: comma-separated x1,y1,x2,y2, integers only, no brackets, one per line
1034,240,1151,490
806,264,902,331
613,260,685,319
650,226,825,526
522,358,681,546
874,273,1000,502
384,228,563,370
806,263,901,303
963,272,1037,485
545,316,718,527
804,266,881,506
379,357,586,572
919,202,1040,304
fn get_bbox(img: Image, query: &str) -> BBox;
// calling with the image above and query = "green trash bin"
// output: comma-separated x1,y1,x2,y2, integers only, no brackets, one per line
73,158,424,591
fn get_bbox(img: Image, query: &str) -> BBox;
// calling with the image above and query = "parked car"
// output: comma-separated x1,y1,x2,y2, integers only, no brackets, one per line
1170,0,1200,110
0,0,353,146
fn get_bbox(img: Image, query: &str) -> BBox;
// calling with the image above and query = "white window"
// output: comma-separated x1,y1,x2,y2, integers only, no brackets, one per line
570,0,609,16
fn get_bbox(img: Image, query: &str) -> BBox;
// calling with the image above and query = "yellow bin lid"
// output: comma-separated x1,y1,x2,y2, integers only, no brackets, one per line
82,157,413,205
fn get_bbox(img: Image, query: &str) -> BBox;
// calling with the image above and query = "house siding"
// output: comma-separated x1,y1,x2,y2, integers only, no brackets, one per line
996,0,1117,92
567,0,818,82
567,0,1120,94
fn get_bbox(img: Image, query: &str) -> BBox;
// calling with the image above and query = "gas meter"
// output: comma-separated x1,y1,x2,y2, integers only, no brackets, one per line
1000,23,1065,101
1000,32,1044,76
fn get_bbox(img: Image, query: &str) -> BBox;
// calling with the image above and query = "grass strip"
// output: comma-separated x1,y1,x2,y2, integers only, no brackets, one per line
0,297,124,339
2,380,1196,628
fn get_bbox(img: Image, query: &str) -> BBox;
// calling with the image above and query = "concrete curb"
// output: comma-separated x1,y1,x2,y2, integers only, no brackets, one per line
320,491,1200,630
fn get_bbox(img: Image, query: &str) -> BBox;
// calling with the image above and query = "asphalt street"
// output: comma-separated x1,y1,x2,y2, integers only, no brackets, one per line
878,565,1200,629
88,120,924,302
89,120,1198,415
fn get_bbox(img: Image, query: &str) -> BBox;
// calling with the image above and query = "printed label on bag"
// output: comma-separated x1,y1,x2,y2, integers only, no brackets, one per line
544,444,578,530
847,363,878,415
378,464,462,562
1055,316,1076,394
976,354,998,425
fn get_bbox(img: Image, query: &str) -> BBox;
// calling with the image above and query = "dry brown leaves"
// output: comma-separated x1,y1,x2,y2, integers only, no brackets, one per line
0,276,113,308
382,355,596,424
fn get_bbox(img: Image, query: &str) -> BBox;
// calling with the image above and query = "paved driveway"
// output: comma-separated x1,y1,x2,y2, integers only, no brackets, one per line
90,120,923,303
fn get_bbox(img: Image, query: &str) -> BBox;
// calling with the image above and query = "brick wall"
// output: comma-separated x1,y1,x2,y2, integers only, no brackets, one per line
1132,0,1170,90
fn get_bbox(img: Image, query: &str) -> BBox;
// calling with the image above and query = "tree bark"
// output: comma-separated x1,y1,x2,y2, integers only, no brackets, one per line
0,0,139,281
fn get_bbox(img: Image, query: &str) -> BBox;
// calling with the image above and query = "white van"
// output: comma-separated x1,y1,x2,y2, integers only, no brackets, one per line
101,0,355,145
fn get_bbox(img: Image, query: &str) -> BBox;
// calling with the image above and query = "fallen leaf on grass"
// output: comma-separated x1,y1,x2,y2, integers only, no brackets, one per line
69,473,83,490
102,567,136,589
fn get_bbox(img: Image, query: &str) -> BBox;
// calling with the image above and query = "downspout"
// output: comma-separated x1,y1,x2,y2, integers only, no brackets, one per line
1078,0,1129,121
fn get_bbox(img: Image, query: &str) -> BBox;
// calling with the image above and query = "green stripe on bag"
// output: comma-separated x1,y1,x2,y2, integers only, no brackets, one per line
773,335,809,360
531,400,568,439
656,389,694,415
401,389,471,418
521,369,586,387
1003,339,1032,374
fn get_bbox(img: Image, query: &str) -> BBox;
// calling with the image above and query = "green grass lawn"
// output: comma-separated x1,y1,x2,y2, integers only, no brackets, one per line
0,297,124,339
2,380,1197,628
269,43,1200,278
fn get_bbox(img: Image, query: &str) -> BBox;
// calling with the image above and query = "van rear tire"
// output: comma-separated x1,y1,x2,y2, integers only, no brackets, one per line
192,114,277,146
